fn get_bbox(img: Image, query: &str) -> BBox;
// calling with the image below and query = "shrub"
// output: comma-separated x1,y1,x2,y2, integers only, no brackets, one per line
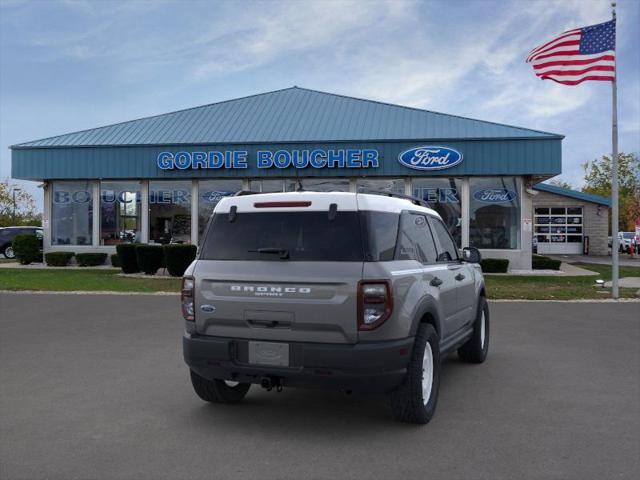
13,234,41,265
110,254,121,268
532,255,562,270
75,253,108,267
163,244,197,277
480,258,509,273
116,244,139,273
135,245,164,275
45,252,74,267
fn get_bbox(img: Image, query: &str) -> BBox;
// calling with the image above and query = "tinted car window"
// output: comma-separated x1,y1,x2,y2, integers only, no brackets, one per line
396,212,438,264
360,211,399,261
429,217,459,262
201,211,363,261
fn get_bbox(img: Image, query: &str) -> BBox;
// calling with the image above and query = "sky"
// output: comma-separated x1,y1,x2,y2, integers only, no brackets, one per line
1,0,639,211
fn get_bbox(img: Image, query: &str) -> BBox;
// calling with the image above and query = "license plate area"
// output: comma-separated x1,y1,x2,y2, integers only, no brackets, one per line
248,341,290,367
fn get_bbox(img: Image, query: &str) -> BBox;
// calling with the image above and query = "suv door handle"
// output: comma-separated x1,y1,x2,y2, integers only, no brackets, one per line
430,277,443,287
455,273,465,281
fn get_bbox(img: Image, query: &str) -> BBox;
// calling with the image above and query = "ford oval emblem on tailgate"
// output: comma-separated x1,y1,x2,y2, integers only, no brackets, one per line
200,305,216,312
398,146,463,171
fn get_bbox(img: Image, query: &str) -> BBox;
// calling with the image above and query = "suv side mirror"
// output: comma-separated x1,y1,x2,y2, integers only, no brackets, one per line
462,247,482,264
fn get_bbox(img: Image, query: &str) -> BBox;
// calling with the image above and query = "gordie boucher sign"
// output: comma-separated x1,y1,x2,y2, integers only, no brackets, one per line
157,149,380,170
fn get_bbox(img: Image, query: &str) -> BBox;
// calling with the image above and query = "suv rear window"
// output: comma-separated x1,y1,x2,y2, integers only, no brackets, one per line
201,211,364,261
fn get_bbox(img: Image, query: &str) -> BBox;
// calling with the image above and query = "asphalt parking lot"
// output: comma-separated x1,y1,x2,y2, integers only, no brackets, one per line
1,294,638,480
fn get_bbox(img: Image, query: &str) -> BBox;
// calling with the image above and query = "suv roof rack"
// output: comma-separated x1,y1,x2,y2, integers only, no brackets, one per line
360,190,431,209
233,189,432,209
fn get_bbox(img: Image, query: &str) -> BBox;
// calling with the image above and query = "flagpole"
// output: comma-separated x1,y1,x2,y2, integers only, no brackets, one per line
611,1,619,299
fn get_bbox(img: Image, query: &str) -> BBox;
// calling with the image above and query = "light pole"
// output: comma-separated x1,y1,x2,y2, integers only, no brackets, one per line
12,187,22,224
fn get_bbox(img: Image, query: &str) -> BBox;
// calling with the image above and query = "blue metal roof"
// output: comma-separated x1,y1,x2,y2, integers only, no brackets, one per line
12,87,562,148
533,183,611,206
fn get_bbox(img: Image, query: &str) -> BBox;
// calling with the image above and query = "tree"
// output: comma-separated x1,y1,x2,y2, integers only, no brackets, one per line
0,180,41,227
582,153,640,232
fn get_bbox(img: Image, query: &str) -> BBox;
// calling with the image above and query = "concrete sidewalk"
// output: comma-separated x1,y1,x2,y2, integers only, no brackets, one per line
0,261,118,270
487,262,599,276
548,254,640,267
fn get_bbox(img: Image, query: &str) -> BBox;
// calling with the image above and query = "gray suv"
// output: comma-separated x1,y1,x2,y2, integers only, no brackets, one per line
182,191,489,424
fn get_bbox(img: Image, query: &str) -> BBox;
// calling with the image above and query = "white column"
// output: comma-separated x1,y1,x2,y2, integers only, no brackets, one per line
92,181,100,247
43,182,52,252
461,178,470,248
242,178,250,191
349,178,357,193
191,180,199,245
520,177,533,270
140,181,149,243
404,177,412,196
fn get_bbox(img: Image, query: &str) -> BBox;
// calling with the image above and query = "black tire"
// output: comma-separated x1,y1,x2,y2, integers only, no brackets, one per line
189,370,251,404
3,244,15,259
458,296,489,363
389,323,440,424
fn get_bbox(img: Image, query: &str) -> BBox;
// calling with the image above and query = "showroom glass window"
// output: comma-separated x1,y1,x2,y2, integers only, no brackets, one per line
249,179,285,193
51,182,93,245
469,177,520,249
412,178,462,247
357,178,405,195
198,179,243,239
100,181,141,245
292,178,350,192
149,181,192,244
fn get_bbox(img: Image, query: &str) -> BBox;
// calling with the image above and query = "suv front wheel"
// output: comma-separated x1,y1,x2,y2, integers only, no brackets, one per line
389,323,440,424
190,370,251,404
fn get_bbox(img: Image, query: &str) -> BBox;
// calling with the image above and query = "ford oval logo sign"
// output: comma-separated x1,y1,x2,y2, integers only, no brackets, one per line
473,188,518,203
398,146,463,171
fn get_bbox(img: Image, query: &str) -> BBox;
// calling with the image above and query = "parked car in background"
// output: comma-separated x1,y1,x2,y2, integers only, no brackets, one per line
619,232,635,253
0,226,43,259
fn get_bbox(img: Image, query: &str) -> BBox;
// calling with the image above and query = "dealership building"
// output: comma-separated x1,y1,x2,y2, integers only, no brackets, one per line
10,87,611,269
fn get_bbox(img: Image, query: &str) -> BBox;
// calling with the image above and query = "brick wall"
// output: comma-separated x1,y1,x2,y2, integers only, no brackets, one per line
532,191,609,255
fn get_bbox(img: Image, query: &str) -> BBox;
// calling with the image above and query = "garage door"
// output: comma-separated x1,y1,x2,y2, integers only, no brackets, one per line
535,207,583,254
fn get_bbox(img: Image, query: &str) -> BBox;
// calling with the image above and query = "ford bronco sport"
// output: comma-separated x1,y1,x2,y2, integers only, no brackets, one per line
182,191,488,424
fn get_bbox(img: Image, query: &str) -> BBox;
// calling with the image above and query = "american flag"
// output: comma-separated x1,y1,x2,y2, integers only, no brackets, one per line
526,19,616,85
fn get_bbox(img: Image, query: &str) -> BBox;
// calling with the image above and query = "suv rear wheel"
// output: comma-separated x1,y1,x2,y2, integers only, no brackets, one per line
189,370,251,403
458,296,489,363
389,323,440,424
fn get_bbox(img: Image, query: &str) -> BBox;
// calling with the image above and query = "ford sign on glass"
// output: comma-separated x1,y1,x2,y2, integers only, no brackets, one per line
473,188,518,203
398,146,463,171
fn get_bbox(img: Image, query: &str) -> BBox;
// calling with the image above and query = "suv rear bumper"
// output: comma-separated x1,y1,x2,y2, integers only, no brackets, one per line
183,333,414,393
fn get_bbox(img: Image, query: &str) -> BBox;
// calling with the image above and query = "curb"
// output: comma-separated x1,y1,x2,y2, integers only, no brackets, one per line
0,290,179,296
488,298,640,303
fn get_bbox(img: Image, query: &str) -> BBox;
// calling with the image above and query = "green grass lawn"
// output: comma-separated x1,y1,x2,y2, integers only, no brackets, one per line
484,262,640,300
0,268,181,293
0,262,638,299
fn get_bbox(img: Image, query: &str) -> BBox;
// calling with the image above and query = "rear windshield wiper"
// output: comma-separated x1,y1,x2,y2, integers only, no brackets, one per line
248,247,290,259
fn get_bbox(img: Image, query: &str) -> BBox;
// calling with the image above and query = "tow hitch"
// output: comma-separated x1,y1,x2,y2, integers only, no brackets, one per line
260,376,283,392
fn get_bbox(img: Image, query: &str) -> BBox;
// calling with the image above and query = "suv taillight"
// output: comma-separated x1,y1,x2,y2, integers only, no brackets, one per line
357,280,393,331
181,276,195,321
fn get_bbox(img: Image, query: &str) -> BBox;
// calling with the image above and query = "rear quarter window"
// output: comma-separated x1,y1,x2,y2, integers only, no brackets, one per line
360,211,399,261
